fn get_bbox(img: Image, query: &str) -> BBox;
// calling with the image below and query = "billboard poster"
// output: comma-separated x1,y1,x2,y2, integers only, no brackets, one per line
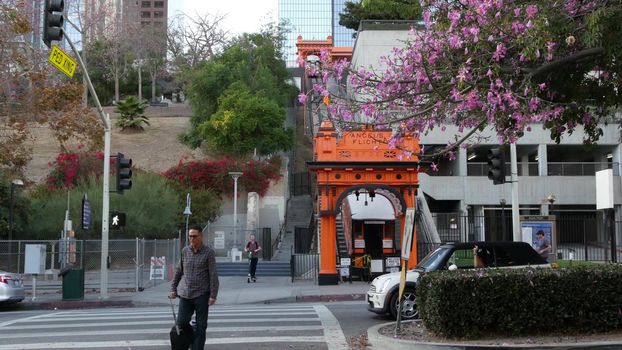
520,216,556,262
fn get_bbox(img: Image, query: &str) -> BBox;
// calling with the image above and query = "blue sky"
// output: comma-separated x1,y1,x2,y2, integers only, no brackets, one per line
169,0,278,35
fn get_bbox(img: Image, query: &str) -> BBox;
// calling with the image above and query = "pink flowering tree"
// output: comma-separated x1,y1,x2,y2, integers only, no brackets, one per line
301,0,621,162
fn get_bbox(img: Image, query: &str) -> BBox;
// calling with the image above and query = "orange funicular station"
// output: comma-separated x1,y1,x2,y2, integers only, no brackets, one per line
308,121,421,285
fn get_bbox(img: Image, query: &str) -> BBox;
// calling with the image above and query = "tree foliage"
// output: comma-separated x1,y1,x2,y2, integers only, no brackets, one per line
306,0,622,164
0,1,102,173
198,84,293,156
183,26,297,152
339,0,423,31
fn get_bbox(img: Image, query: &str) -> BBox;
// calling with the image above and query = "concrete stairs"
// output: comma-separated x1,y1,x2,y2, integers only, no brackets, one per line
216,261,291,277
274,195,313,260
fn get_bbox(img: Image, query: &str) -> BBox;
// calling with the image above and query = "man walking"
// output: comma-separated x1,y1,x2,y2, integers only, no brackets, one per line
169,225,219,350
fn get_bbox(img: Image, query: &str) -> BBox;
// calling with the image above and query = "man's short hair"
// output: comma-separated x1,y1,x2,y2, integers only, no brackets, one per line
536,230,545,236
189,224,203,233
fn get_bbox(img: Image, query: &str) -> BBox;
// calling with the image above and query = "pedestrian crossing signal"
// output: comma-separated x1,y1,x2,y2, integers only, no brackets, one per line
110,211,126,228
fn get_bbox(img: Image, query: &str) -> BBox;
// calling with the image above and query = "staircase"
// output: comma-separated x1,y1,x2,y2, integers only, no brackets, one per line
216,261,291,277
336,215,348,258
274,195,313,259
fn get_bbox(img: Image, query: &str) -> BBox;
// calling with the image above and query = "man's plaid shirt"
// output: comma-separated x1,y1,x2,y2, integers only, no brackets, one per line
171,243,219,299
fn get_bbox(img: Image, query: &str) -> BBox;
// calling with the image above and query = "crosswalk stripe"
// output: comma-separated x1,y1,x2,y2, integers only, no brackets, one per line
18,311,317,322
0,325,325,339
0,317,320,331
0,336,328,349
314,305,349,350
47,307,315,317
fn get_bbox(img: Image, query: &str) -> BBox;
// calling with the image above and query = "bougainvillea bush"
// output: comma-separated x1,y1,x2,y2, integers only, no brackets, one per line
163,157,282,197
45,147,109,189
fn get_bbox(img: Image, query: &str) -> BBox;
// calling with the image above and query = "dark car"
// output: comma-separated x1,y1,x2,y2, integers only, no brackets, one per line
366,241,549,320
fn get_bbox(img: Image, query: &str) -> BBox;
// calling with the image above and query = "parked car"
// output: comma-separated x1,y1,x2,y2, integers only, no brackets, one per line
0,271,25,304
366,241,549,320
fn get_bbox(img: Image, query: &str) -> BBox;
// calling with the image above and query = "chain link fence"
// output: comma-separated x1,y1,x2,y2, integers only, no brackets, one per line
0,239,179,292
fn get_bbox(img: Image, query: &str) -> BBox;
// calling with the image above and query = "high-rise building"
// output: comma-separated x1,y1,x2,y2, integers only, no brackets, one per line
279,0,355,67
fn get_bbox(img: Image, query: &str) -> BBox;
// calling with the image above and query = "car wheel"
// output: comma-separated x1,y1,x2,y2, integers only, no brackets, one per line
389,288,418,320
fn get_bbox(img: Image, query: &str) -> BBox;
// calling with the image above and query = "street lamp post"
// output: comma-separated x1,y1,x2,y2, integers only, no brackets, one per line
8,179,24,270
229,172,243,247
183,193,192,247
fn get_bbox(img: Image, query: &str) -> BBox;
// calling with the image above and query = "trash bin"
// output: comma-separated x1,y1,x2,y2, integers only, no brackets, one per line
59,268,84,300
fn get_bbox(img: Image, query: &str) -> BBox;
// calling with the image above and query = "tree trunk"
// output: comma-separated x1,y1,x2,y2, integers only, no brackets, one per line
138,64,142,102
151,71,157,102
114,66,120,103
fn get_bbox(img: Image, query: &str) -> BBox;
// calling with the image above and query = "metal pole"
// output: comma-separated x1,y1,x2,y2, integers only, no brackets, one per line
100,120,111,299
229,172,243,247
184,215,190,247
135,237,139,292
234,178,238,246
510,143,520,241
8,185,14,269
500,199,507,241
62,31,111,299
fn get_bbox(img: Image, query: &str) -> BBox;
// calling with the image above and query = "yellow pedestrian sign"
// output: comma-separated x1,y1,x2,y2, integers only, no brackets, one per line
48,45,77,78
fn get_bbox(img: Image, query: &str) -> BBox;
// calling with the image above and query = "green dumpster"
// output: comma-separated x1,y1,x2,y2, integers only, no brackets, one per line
60,268,84,300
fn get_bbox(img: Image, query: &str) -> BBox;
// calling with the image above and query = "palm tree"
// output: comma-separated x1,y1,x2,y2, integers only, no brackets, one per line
114,96,150,131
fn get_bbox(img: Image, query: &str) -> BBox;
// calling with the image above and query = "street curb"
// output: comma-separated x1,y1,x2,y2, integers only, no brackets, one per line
296,293,366,303
368,321,622,350
15,293,368,310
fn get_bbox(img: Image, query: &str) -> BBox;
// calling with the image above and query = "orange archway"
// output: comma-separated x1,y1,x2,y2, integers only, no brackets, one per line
308,121,421,285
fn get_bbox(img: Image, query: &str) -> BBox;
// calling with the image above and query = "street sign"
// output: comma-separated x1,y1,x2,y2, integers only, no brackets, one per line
82,194,91,230
48,45,77,78
401,208,415,260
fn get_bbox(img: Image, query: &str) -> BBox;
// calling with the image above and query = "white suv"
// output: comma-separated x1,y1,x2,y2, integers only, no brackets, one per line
366,241,550,320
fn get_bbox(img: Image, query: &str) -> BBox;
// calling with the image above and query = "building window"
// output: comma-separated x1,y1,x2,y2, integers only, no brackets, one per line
154,1,164,8
141,1,151,7
141,21,151,27
153,11,164,18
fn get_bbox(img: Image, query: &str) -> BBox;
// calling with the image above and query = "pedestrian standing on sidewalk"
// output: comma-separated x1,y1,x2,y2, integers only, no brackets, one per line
169,224,219,350
245,234,262,282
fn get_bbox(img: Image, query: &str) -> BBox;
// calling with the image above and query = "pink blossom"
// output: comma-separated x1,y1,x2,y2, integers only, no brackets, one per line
297,93,307,104
526,4,538,18
492,43,507,61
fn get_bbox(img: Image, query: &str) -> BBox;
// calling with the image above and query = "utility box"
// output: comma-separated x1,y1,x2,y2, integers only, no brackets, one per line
25,244,46,275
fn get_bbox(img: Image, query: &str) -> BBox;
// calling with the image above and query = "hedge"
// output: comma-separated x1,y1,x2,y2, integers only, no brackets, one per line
416,265,622,339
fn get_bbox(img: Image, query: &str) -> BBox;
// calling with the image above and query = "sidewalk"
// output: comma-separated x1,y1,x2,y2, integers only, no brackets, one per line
18,276,370,310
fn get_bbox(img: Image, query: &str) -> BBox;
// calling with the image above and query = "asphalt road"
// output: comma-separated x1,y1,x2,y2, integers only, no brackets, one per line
0,301,389,350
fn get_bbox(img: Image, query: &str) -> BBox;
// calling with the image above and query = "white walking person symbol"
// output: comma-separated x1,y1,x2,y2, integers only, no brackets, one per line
112,215,119,226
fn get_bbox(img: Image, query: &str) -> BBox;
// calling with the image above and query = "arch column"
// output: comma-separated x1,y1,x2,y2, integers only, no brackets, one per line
318,187,338,285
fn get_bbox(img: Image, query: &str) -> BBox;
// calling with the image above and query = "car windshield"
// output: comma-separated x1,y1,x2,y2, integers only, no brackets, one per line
415,247,450,272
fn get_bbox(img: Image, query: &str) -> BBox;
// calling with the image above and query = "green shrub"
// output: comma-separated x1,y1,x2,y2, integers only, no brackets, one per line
417,265,622,339
29,171,182,239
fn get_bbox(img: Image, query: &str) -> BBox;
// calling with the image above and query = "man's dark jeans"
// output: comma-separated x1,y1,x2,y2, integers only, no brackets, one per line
177,293,210,350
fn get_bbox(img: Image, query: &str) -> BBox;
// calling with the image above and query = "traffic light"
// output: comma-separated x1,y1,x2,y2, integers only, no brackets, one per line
116,153,132,194
487,148,506,185
43,0,64,49
110,211,126,228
